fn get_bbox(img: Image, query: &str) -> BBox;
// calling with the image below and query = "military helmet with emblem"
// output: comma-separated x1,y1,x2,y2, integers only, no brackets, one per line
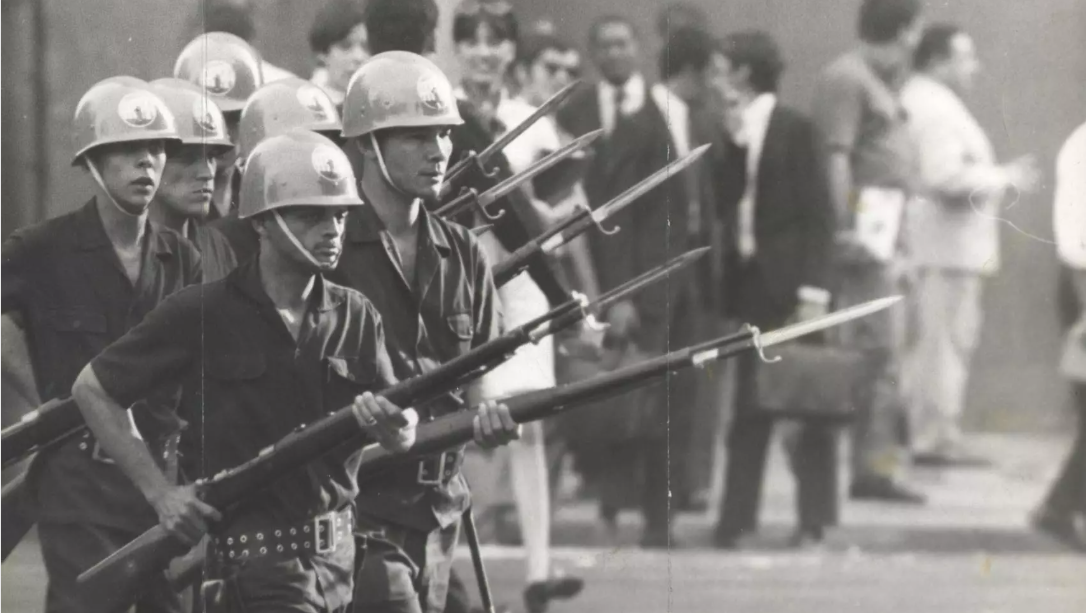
341,51,463,139
238,77,342,165
148,78,234,153
71,76,181,165
174,32,265,113
238,129,363,219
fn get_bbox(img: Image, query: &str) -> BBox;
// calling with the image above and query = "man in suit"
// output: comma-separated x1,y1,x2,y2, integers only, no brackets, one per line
709,31,837,548
900,24,1038,466
556,14,690,547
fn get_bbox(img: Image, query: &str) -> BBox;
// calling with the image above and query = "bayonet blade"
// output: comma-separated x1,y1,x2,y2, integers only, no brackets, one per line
479,129,602,207
589,143,710,225
477,80,581,165
762,296,903,347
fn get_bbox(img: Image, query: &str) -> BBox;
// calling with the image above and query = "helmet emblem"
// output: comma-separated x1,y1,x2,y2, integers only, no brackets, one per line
192,97,223,134
312,145,349,183
416,74,448,111
297,86,331,121
200,60,237,96
117,93,159,128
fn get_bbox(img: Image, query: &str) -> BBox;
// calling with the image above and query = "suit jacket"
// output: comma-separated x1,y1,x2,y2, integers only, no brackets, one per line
557,81,690,354
719,104,834,328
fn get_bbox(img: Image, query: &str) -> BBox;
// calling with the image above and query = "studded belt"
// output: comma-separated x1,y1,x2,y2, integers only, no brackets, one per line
211,507,353,562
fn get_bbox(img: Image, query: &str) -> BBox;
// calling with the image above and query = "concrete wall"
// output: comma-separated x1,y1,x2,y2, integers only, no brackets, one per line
2,0,1083,431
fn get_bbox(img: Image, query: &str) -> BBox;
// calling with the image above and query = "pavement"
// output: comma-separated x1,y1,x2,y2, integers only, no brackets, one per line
1,433,1085,612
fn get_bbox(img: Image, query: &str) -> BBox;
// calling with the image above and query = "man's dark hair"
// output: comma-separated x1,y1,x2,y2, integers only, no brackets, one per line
659,26,713,80
516,33,574,69
588,14,637,46
721,30,784,93
655,3,708,40
452,5,518,46
913,23,962,70
365,0,439,54
309,0,367,54
857,0,922,44
189,1,255,42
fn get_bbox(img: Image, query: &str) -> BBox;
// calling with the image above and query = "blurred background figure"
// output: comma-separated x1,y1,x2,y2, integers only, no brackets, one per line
811,0,926,505
364,0,440,56
901,23,1040,468
186,0,297,82
556,14,690,548
309,0,370,107
1033,122,1085,552
710,30,837,549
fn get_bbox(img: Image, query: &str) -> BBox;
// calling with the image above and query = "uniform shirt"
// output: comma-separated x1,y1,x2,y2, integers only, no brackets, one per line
812,51,915,191
1,199,201,528
330,204,502,530
187,222,238,282
91,258,395,531
210,212,260,263
902,74,1005,273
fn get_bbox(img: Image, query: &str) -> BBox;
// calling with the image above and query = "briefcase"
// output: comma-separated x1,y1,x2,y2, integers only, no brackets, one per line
754,343,866,422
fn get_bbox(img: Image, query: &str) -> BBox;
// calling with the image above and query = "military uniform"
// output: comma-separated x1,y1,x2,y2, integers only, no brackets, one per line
1,78,196,613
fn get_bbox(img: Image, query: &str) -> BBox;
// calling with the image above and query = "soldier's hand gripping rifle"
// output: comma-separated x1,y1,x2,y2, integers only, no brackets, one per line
493,143,711,288
434,129,603,221
439,80,581,201
75,249,709,606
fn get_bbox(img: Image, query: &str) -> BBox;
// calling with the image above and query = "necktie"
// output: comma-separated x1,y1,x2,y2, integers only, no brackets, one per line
609,85,626,135
737,143,757,260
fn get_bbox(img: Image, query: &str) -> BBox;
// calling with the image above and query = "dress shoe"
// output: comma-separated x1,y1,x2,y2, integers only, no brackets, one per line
712,527,753,550
849,477,927,504
788,526,826,550
523,576,585,613
1032,509,1085,553
639,529,677,549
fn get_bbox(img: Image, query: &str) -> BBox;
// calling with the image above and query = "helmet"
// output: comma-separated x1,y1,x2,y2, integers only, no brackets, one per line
149,78,234,152
71,77,180,165
238,129,362,219
173,32,264,113
341,51,463,139
238,77,342,164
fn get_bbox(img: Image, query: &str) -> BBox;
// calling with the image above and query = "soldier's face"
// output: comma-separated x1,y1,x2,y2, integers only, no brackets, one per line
372,126,454,201
156,143,218,219
263,205,350,271
90,140,167,212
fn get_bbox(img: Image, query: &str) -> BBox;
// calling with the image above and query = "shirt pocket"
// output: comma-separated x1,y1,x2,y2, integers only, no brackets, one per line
325,356,378,411
445,312,475,356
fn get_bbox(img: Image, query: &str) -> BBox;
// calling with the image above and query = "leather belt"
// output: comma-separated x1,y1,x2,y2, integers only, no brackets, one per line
211,508,353,562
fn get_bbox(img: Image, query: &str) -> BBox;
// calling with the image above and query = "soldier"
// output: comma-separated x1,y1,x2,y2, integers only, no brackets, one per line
330,52,521,613
1,77,197,613
72,130,416,612
147,78,239,281
236,77,344,166
174,31,266,259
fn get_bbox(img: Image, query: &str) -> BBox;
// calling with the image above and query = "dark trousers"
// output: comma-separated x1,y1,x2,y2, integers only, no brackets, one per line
353,514,460,613
598,437,671,537
39,521,185,613
1043,384,1086,517
715,352,839,539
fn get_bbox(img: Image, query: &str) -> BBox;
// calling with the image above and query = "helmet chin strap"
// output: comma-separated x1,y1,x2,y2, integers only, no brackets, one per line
369,132,411,198
272,209,327,270
86,157,145,218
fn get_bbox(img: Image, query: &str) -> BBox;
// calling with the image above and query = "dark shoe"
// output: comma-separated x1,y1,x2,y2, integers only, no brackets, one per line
639,529,675,549
1032,509,1085,553
523,576,585,613
913,450,991,468
712,526,752,550
849,478,927,504
788,526,826,550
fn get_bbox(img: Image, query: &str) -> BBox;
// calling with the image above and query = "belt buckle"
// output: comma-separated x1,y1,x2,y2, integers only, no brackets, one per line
417,454,447,486
314,512,337,554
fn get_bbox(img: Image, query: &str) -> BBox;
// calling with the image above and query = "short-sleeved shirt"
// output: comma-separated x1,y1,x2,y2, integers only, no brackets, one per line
811,51,915,191
91,257,396,532
1,199,201,528
329,204,502,531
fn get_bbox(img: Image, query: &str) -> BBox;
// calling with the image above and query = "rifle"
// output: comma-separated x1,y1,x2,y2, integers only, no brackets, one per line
493,143,711,288
435,129,603,221
440,80,581,198
74,250,709,606
2,396,82,469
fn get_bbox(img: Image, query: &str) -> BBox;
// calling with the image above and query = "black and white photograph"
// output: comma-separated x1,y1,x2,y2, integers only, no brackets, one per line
0,0,1085,611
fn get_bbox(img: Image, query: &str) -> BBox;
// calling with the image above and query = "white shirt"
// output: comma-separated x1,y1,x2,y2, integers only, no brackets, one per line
735,93,777,260
596,74,690,156
310,68,344,106
494,94,562,174
262,61,297,82
1054,123,1086,270
901,74,1004,273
